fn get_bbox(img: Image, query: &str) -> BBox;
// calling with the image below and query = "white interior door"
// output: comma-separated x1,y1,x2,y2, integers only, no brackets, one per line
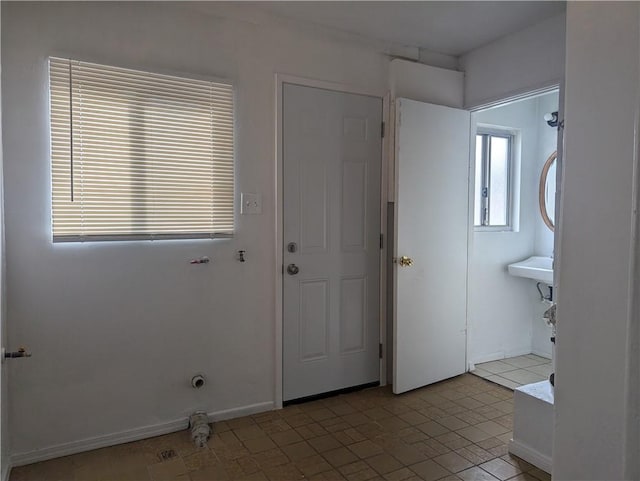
283,83,382,402
393,98,470,394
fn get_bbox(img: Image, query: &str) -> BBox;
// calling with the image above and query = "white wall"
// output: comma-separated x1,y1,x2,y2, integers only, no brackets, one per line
531,92,558,359
389,58,464,108
1,1,392,460
533,93,558,258
554,3,639,479
418,48,459,71
460,13,566,109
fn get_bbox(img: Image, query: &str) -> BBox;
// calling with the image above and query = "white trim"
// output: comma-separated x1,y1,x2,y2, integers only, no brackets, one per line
276,73,386,101
379,92,391,387
207,401,274,422
2,460,11,481
274,73,390,405
10,401,274,467
464,106,476,385
625,46,640,478
531,349,552,360
473,127,517,231
466,80,561,112
469,348,534,367
274,75,284,410
509,438,552,474
391,99,400,389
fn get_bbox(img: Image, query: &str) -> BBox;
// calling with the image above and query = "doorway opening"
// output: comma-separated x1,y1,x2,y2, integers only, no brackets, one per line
388,87,561,397
467,89,560,389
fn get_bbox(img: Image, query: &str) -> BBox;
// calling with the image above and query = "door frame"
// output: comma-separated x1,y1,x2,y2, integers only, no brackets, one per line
274,73,390,408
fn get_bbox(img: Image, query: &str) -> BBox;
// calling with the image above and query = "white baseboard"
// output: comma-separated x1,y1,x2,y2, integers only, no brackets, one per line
206,401,274,423
505,347,535,359
2,457,11,481
10,401,274,467
470,348,532,366
509,438,552,474
531,349,552,360
470,352,504,366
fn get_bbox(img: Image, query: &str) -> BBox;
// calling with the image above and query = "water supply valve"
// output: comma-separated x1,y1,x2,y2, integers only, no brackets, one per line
3,346,31,359
189,412,211,448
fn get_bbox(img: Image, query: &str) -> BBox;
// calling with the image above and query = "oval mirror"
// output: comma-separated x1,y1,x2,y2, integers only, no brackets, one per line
539,151,557,231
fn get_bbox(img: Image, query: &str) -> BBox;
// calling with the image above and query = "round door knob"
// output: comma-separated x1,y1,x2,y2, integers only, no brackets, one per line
287,264,300,275
398,256,413,267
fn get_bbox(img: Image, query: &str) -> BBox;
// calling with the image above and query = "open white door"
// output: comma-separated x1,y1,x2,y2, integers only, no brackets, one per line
393,98,470,394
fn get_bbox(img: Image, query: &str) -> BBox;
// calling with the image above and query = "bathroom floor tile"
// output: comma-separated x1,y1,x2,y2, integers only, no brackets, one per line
502,356,546,369
471,355,552,390
524,354,550,363
10,373,551,481
475,361,516,375
470,368,492,378
525,363,553,377
499,370,545,385
484,376,520,390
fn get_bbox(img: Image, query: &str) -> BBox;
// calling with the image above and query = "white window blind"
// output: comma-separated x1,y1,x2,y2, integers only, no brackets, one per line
49,58,235,242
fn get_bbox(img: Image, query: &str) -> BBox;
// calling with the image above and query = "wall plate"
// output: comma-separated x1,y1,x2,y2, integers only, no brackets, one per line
241,193,262,215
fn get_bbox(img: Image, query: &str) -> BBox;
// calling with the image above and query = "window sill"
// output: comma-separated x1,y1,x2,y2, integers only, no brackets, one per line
473,226,514,233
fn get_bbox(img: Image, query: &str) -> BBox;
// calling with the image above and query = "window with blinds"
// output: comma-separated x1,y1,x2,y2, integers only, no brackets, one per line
49,58,235,242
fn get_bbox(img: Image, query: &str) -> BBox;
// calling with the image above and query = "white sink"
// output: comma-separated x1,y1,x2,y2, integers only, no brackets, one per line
508,256,553,284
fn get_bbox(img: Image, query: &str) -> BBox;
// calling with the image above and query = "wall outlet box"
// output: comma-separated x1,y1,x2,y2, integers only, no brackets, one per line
241,193,262,215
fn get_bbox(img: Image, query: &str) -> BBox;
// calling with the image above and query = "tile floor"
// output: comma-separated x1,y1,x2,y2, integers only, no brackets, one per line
9,374,551,481
470,355,552,390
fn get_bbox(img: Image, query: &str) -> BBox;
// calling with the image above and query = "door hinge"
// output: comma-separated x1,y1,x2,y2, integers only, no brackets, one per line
380,233,384,249
381,122,385,138
379,343,383,359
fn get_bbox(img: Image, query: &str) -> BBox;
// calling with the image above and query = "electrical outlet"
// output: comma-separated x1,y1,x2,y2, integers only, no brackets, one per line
241,193,262,215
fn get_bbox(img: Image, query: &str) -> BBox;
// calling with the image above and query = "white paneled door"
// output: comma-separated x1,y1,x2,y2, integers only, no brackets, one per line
393,98,470,394
283,83,382,402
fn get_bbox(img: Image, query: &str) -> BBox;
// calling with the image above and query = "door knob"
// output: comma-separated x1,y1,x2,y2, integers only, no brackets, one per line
397,256,413,267
287,264,300,275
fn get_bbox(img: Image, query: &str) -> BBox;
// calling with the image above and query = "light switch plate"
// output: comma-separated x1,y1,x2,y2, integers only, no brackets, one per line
241,193,262,215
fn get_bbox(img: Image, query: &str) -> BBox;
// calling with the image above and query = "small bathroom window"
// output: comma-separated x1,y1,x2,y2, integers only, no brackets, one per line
474,129,515,229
